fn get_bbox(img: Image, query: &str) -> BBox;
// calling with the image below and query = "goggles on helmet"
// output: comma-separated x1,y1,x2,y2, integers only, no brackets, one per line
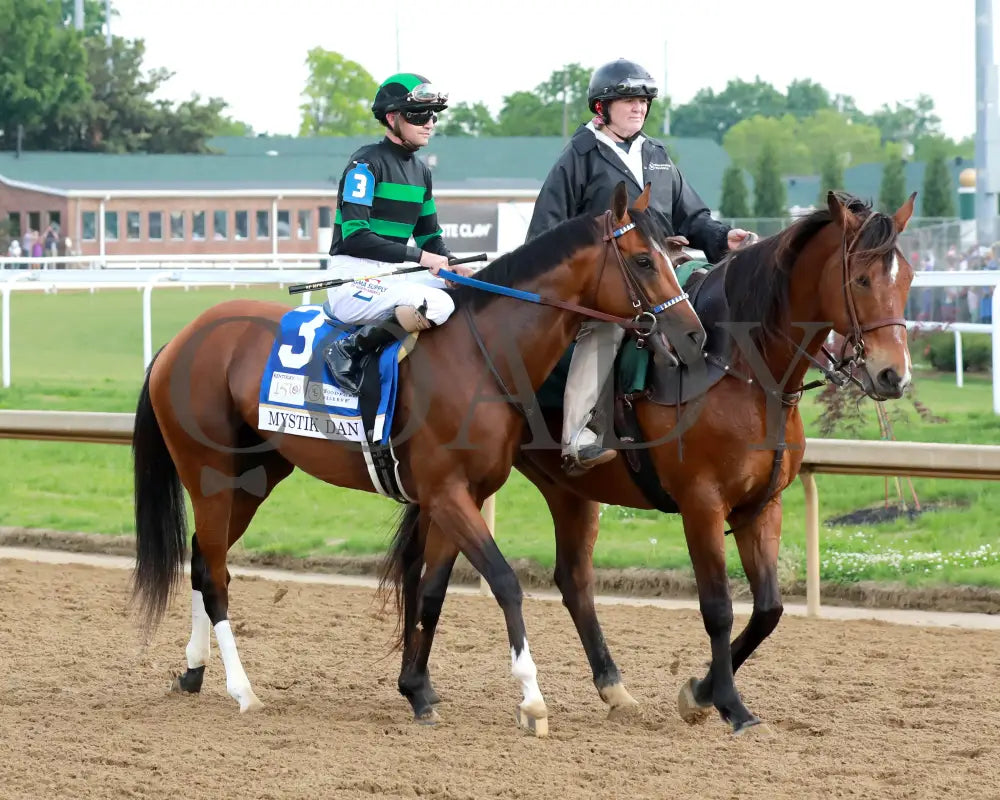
602,76,659,98
406,83,449,104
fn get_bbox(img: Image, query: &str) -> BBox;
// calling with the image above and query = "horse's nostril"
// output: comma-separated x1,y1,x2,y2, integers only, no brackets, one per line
878,368,901,392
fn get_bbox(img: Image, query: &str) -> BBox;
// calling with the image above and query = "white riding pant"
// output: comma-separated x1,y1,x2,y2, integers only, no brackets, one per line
325,255,455,326
563,320,625,456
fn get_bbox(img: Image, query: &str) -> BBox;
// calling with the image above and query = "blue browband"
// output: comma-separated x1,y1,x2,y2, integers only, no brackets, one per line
611,222,636,238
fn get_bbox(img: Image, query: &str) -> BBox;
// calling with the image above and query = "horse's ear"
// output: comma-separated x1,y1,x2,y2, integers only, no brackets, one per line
611,181,629,223
634,182,652,212
826,190,856,232
893,192,917,232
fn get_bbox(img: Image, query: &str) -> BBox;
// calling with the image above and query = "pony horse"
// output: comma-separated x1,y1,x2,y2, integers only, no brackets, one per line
130,182,705,736
383,191,918,735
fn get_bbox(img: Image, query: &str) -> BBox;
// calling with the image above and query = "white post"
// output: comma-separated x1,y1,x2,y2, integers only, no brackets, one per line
142,273,173,370
480,494,496,597
98,198,107,268
271,197,279,270
954,331,964,388
801,470,821,617
993,285,1000,414
1,284,10,388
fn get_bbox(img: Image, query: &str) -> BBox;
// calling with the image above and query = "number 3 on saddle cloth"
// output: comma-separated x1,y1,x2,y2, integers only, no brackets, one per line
257,305,417,502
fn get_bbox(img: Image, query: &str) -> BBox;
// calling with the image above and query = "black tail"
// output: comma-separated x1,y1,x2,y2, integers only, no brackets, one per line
378,503,422,650
131,349,187,632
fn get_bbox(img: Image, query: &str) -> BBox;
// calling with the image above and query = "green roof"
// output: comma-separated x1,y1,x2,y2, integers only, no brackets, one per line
0,134,734,207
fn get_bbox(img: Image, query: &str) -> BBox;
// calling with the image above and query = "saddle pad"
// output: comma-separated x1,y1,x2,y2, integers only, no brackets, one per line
257,305,403,445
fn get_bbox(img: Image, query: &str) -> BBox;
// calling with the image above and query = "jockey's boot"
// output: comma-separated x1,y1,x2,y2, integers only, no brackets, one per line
324,321,398,395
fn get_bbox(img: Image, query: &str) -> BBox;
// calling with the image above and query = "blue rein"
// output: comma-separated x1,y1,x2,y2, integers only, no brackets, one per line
437,269,542,303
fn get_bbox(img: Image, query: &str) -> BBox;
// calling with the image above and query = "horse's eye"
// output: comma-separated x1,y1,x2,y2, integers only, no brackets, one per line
855,274,871,288
634,255,653,269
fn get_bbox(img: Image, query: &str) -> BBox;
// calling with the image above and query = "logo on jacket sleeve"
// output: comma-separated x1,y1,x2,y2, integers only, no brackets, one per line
647,162,673,170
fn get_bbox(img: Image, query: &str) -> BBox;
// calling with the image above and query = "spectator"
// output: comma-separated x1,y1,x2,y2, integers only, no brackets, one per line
6,237,21,269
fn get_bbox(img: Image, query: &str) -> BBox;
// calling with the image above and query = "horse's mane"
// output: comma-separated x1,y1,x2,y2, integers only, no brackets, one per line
448,214,601,311
723,192,899,345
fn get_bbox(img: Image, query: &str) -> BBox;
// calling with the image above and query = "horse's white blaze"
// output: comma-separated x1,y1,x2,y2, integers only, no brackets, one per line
510,639,544,706
901,342,913,388
889,252,900,283
185,590,212,669
214,620,257,711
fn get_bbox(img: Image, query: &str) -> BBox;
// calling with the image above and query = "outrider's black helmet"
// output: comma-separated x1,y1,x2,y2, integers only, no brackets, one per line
372,73,449,125
587,59,658,113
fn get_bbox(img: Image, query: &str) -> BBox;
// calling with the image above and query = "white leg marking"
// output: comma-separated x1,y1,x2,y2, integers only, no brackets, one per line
214,620,262,712
185,590,212,669
510,638,544,707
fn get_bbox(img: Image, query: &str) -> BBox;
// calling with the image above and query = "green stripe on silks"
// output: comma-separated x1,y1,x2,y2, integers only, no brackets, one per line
340,219,370,238
369,218,415,238
374,182,426,203
414,228,443,247
420,198,436,216
674,259,713,289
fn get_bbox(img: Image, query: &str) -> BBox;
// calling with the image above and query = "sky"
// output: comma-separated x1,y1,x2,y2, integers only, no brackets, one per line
111,0,993,141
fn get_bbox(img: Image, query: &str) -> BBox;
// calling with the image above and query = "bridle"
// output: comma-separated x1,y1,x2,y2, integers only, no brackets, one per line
597,209,692,345
792,212,906,401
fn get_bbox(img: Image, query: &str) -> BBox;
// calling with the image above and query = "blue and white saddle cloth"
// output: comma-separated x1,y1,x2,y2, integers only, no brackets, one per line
258,305,402,446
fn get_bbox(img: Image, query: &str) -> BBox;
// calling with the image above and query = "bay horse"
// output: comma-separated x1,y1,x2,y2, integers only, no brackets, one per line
381,191,917,735
130,183,706,734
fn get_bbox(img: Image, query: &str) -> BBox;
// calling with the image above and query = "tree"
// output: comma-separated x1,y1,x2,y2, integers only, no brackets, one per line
437,101,497,137
719,164,750,218
753,140,786,217
723,115,810,174
299,49,381,137
0,0,91,150
797,110,883,171
878,146,907,214
671,77,787,142
869,94,941,144
922,151,955,217
496,64,593,136
817,151,844,205
785,78,830,118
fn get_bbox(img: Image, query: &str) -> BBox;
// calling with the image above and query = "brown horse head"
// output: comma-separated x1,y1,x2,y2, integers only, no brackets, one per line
821,191,916,399
600,182,706,366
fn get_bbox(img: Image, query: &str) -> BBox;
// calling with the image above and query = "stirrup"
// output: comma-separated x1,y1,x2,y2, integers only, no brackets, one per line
561,445,617,476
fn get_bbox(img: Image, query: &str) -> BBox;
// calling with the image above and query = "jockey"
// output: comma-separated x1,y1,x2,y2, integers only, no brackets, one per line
527,58,756,474
324,72,475,394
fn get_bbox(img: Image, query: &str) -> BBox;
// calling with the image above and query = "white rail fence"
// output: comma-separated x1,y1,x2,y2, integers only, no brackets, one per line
1,410,999,617
1,262,999,409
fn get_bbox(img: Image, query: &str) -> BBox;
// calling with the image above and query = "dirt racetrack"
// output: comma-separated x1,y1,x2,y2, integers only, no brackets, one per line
1,559,998,800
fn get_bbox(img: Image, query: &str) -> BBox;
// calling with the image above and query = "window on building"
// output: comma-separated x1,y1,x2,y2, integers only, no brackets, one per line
277,209,291,239
82,212,96,241
296,210,313,239
213,210,228,240
255,209,270,239
192,211,206,241
235,210,248,240
47,211,61,232
28,212,41,232
127,211,141,241
170,212,185,240
105,211,119,241
7,213,21,239
148,212,163,240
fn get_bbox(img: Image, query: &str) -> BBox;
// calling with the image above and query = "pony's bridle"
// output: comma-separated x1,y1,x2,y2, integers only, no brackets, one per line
600,210,690,344
795,213,906,400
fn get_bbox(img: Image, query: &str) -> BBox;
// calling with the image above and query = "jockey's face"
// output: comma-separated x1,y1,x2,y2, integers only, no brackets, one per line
388,111,436,149
607,97,649,139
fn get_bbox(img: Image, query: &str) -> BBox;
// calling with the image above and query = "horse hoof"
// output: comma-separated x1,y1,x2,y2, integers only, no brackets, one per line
733,718,774,739
677,678,712,724
237,690,263,713
414,707,440,726
599,683,639,711
516,700,549,738
170,666,205,695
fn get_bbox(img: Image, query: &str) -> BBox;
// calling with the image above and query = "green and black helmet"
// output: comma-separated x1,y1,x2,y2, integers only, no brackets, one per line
371,73,449,126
